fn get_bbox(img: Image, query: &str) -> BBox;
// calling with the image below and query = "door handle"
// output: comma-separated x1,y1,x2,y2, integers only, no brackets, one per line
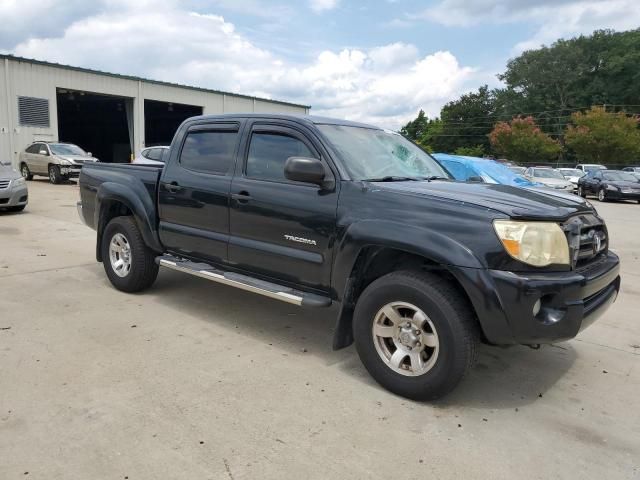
231,191,252,203
166,181,182,193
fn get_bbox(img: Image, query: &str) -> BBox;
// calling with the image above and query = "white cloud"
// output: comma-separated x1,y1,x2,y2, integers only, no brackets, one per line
9,4,478,128
418,0,640,52
309,0,339,13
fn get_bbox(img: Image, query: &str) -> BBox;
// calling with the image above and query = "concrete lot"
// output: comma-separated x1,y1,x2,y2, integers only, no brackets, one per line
1,180,639,479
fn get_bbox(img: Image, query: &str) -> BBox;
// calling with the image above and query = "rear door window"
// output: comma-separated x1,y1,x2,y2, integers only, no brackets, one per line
179,128,239,175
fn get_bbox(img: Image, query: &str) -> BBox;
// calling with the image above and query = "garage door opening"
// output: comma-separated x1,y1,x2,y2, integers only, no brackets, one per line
57,89,133,163
145,100,202,147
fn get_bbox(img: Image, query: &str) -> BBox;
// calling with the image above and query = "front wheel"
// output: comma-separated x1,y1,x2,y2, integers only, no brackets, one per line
21,163,33,180
101,216,159,293
48,165,62,184
577,185,586,198
598,188,607,202
353,270,479,400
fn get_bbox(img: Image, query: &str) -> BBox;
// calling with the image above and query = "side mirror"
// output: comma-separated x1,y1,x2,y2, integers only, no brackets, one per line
39,150,48,156
468,175,484,183
284,157,327,187
87,152,92,157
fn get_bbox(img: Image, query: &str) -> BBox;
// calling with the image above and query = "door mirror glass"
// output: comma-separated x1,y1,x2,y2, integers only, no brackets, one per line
284,157,326,186
87,152,92,157
468,175,484,183
39,149,48,156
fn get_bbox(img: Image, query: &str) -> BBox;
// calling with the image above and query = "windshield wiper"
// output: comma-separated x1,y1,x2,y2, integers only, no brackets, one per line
420,175,449,181
363,176,422,182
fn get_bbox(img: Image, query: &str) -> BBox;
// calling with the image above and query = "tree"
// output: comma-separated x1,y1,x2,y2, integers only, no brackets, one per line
454,145,485,157
433,86,497,153
496,29,640,135
564,106,640,164
400,109,429,141
489,116,561,163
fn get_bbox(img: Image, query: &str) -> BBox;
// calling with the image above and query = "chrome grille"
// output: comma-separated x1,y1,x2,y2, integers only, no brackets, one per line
0,180,10,189
563,214,607,269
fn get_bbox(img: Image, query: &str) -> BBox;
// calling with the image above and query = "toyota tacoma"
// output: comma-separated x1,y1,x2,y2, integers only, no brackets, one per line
77,114,621,400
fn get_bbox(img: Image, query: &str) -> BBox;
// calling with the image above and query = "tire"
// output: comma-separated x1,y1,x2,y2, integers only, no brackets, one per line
597,188,607,202
577,186,586,198
48,165,62,184
353,270,479,401
101,216,159,293
21,163,33,180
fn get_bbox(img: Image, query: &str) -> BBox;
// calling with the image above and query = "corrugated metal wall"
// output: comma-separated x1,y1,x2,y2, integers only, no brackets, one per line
0,57,309,167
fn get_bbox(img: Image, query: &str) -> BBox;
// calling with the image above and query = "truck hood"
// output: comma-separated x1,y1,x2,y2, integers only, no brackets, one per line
59,155,98,163
370,180,593,220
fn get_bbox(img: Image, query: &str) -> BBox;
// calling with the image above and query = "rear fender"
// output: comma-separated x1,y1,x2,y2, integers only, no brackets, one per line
95,181,162,261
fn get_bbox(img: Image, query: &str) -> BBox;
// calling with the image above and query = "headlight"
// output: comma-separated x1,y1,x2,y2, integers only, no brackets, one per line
13,177,26,186
59,159,71,165
493,220,570,267
606,184,618,191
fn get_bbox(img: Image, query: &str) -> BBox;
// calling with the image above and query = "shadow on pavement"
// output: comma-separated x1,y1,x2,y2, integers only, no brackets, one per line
142,268,577,407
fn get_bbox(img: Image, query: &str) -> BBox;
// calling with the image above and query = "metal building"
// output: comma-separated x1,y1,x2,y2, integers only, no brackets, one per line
0,55,310,166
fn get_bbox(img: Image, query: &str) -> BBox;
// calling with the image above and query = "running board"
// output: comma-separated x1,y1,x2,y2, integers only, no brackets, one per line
156,255,331,308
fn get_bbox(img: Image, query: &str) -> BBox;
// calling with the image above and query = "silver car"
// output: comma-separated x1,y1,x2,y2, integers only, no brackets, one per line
0,162,28,212
524,166,576,192
19,142,98,184
132,146,169,166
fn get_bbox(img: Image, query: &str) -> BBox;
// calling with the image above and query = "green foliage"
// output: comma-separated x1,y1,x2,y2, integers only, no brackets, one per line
564,107,640,164
454,145,485,157
401,29,640,159
433,86,496,153
400,109,429,141
489,117,562,163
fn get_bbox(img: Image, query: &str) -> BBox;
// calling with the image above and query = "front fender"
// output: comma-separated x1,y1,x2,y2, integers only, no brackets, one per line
95,181,162,259
331,219,484,301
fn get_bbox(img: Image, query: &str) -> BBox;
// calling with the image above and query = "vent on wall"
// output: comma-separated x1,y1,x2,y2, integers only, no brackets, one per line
18,96,50,128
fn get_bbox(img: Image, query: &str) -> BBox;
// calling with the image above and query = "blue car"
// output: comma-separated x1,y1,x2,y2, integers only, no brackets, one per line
432,153,535,187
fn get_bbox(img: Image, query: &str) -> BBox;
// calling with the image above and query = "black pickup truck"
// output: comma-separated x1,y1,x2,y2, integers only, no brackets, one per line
78,114,621,400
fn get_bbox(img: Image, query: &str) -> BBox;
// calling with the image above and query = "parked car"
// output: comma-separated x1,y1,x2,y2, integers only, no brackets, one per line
78,114,620,400
0,162,28,212
524,167,575,192
508,166,526,175
576,164,606,174
622,166,640,173
433,154,535,187
133,146,170,166
577,169,640,202
19,142,98,184
558,168,586,186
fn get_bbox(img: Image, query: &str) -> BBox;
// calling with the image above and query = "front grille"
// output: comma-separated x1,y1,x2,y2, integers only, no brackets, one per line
0,180,9,189
563,214,607,269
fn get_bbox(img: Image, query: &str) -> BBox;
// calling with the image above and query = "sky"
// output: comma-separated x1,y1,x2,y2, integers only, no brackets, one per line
1,0,639,128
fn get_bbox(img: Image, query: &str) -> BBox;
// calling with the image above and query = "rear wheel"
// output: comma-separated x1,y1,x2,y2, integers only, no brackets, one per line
101,216,159,293
48,165,62,184
353,270,479,400
20,163,33,180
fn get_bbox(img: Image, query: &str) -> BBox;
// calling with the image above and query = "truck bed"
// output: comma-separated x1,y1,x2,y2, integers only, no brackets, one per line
78,162,162,230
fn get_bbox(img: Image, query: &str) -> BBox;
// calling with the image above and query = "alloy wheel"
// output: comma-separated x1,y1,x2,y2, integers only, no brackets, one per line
109,233,133,278
371,301,439,376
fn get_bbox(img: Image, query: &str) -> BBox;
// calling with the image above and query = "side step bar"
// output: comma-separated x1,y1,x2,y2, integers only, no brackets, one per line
156,255,331,308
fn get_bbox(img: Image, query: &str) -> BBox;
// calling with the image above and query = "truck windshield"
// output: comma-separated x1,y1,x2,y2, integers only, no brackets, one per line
50,144,87,156
318,125,450,181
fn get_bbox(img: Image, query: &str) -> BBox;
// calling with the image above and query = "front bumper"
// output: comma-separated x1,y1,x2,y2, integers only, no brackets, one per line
453,251,620,345
60,166,82,177
605,189,640,201
0,184,28,207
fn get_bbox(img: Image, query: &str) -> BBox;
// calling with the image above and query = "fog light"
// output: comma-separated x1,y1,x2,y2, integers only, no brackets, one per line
533,299,542,316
